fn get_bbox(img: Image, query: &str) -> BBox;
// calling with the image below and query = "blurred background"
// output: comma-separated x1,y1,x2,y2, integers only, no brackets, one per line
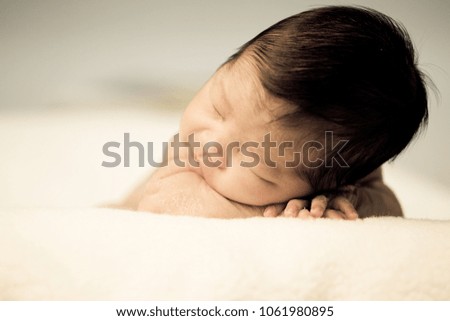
1,0,449,217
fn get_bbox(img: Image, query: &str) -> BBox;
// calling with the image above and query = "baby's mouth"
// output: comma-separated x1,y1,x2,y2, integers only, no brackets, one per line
188,163,203,177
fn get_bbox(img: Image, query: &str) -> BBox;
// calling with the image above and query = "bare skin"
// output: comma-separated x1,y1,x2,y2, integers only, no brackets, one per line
114,59,403,219
117,148,402,219
263,166,402,219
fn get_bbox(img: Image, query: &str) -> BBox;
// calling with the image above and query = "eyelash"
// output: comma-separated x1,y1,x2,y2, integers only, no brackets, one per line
212,105,224,119
253,171,275,185
259,176,275,185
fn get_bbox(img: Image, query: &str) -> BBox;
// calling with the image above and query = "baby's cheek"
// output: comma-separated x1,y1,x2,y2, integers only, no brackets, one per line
207,170,275,206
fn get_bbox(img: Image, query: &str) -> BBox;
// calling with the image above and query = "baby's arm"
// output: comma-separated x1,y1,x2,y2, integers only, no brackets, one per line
349,166,403,218
116,133,266,218
138,166,265,218
118,161,265,218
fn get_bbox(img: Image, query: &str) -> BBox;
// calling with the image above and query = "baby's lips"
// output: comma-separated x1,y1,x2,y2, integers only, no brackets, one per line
195,150,227,169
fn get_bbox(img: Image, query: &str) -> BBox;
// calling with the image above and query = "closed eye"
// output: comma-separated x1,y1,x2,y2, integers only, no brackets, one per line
212,104,224,120
251,170,276,185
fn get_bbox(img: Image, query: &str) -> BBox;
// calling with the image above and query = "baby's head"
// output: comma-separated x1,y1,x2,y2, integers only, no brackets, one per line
179,6,429,205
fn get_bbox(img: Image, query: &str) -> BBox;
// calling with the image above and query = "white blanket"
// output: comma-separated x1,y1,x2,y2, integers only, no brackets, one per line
2,107,450,300
1,208,450,300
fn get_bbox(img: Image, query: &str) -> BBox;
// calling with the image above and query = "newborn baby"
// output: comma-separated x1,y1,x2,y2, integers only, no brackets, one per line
120,6,428,219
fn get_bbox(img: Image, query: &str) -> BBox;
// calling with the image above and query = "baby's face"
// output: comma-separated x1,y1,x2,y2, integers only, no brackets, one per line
179,59,312,206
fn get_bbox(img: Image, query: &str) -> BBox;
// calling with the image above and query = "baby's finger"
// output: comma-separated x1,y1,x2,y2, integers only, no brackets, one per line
282,199,309,217
323,209,345,220
298,208,314,220
329,196,359,220
263,204,285,217
310,195,328,218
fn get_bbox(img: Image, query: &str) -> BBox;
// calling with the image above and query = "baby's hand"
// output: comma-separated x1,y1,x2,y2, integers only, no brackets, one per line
263,187,359,220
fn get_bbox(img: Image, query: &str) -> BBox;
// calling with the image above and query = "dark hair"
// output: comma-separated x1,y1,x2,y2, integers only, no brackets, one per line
226,6,429,193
